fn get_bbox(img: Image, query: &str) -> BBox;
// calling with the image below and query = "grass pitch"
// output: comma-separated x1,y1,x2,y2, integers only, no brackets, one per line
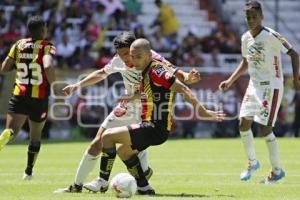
0,138,299,200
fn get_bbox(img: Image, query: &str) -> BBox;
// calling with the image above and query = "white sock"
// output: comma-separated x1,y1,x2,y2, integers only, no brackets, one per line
74,151,99,185
240,130,257,165
137,150,149,173
265,132,281,174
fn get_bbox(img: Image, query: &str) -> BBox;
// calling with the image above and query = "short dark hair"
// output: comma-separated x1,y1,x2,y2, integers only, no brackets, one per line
113,31,136,49
27,15,45,36
244,0,263,15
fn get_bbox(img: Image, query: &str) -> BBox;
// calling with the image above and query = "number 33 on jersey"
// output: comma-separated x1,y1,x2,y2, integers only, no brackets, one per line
8,38,56,98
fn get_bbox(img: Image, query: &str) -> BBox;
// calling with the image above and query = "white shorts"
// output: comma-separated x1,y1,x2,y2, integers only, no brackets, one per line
101,106,141,129
239,82,283,127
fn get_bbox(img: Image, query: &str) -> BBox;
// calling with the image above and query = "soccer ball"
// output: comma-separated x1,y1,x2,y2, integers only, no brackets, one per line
110,173,137,198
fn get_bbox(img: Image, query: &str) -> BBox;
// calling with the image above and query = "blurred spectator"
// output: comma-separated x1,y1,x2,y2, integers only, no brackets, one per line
95,47,113,68
149,30,168,52
0,9,8,34
99,0,125,26
123,0,142,16
92,3,110,28
150,0,179,37
79,45,95,69
56,33,76,68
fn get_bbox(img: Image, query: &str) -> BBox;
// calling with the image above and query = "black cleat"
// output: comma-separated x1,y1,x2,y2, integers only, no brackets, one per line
54,183,83,193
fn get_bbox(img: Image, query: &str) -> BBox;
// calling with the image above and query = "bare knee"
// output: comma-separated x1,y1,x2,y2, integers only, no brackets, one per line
259,125,273,137
239,118,253,132
88,135,102,156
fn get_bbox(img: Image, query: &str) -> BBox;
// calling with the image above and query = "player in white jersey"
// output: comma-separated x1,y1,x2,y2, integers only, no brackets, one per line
219,0,300,184
54,31,201,193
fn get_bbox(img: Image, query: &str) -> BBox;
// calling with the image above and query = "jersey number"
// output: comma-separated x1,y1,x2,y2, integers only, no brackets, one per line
16,63,43,85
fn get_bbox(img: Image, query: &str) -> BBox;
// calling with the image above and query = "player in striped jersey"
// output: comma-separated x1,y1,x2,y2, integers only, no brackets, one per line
54,31,200,193
95,38,224,194
219,1,300,184
0,16,56,180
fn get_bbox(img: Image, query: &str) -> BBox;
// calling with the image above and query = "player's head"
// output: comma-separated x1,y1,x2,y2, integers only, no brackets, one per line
130,38,152,71
27,15,47,40
155,0,162,7
244,1,263,30
113,31,136,67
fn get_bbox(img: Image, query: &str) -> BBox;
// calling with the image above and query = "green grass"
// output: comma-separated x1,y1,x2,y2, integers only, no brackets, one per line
0,138,299,200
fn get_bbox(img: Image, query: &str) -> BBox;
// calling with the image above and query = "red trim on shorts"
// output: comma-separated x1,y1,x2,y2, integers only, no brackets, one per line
267,89,279,126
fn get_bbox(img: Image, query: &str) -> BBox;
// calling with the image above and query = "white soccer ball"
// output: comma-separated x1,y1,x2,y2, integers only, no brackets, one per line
110,173,137,198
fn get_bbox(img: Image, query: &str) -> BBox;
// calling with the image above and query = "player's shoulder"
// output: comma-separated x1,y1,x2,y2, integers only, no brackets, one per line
150,60,168,77
262,27,282,39
241,31,251,41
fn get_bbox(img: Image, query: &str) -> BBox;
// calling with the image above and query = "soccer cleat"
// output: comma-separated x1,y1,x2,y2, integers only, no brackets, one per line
23,172,33,181
83,177,109,193
144,167,153,181
240,161,260,181
260,169,285,184
54,183,83,193
0,129,12,151
137,185,155,195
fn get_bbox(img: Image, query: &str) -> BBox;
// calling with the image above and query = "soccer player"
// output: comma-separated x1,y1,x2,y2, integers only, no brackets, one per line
0,16,56,180
92,38,224,194
219,0,300,184
55,31,201,193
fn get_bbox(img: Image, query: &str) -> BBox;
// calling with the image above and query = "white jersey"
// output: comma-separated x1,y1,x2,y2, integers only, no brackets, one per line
241,27,292,87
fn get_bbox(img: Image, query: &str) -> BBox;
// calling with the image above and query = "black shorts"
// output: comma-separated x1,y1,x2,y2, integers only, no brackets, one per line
128,121,169,151
8,96,48,122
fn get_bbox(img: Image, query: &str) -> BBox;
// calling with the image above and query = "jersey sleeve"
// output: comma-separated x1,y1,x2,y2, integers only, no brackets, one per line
150,65,176,89
44,44,56,56
241,34,247,58
270,31,292,54
8,43,17,59
103,55,119,75
151,50,178,75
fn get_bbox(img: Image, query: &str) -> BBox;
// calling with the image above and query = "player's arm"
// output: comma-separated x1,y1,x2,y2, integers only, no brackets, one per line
43,54,55,85
63,69,108,95
170,79,225,121
287,48,300,92
219,58,248,91
174,68,201,85
0,56,15,73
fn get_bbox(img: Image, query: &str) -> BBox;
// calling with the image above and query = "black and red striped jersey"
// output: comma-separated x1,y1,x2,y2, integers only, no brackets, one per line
8,38,56,99
140,60,176,132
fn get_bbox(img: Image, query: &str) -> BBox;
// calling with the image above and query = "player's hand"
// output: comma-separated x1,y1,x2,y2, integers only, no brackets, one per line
219,80,232,91
62,83,79,95
204,110,226,122
185,68,201,85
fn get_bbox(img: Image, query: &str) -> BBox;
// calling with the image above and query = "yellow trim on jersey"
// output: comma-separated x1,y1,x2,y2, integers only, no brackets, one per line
167,91,174,131
13,85,20,95
8,44,16,59
144,76,153,121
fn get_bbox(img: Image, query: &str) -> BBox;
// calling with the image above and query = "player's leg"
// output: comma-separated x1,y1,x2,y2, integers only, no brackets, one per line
239,117,260,181
24,119,45,180
54,126,105,193
260,124,284,183
256,87,285,184
0,113,27,151
117,144,154,195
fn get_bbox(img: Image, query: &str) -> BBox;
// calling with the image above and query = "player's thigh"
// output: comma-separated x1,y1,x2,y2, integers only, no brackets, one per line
258,124,273,137
239,117,253,132
28,119,46,141
5,113,27,135
103,126,132,146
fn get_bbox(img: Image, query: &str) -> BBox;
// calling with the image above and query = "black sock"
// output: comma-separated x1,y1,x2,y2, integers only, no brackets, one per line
99,147,116,181
123,155,148,187
25,141,41,175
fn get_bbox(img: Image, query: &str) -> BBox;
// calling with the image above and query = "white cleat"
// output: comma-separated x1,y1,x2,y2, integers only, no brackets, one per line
23,173,33,181
83,177,109,193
